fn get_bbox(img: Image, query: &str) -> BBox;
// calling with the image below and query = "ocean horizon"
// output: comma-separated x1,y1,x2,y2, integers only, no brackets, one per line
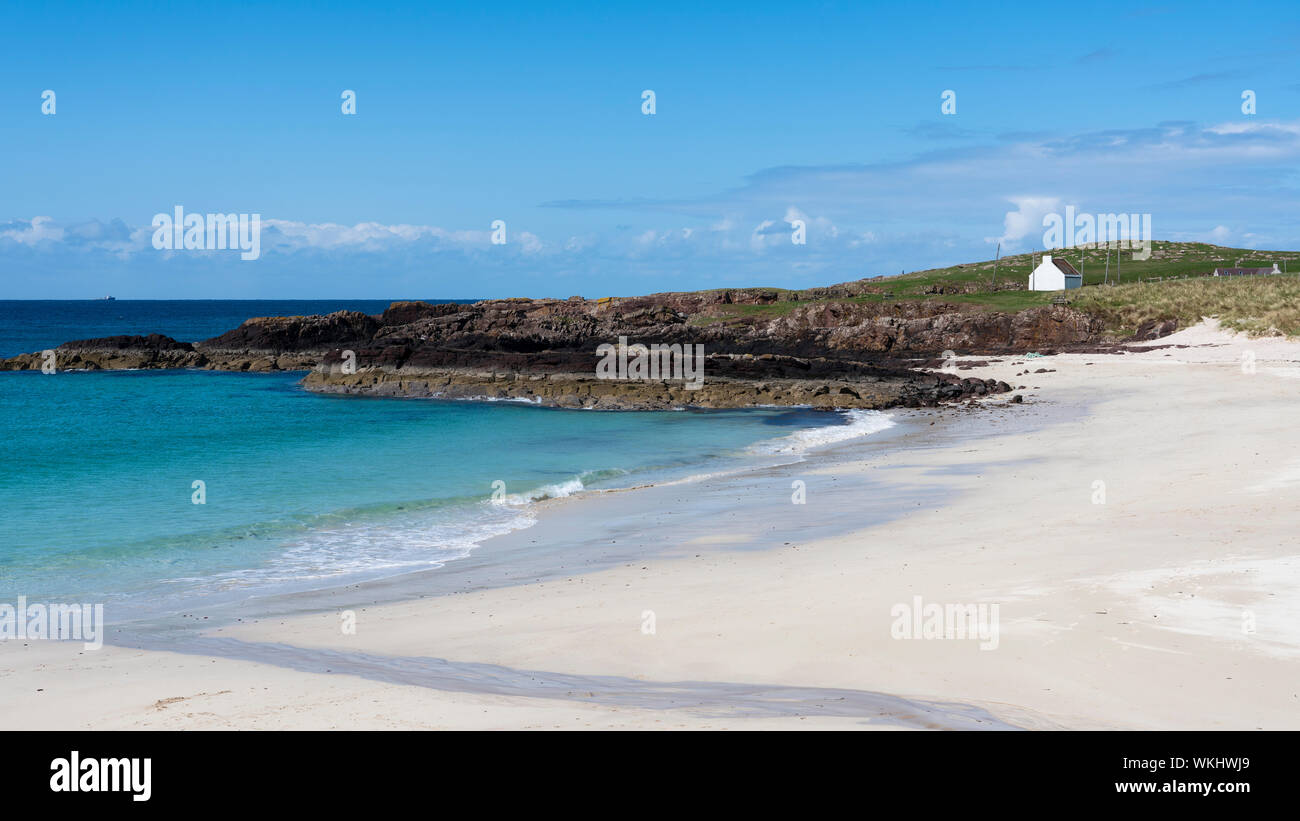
0,298,483,360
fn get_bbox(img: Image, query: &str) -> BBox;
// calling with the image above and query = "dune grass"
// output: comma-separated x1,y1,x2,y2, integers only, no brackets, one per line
1071,275,1300,337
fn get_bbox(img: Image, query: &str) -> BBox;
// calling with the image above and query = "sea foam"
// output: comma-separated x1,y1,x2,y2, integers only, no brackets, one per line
750,409,896,455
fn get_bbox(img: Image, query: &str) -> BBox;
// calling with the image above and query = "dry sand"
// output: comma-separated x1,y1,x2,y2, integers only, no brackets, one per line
5,319,1299,729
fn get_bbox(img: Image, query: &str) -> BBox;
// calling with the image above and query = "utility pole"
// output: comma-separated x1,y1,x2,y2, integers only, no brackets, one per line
992,242,1000,290
1104,244,1111,285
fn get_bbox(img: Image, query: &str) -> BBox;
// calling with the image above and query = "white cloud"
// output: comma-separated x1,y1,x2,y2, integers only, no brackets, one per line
517,231,543,254
262,219,487,250
0,216,65,245
986,197,1061,249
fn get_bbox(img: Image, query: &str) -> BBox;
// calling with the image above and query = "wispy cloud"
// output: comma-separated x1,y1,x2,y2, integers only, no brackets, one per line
1153,71,1244,89
935,64,1029,72
1075,48,1119,64
906,121,980,141
8,120,1300,297
541,119,1300,255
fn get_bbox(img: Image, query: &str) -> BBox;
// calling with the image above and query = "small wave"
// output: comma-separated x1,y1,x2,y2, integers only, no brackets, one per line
453,395,545,405
107,411,888,610
149,470,635,602
169,501,537,593
499,477,585,504
750,409,895,454
495,468,628,505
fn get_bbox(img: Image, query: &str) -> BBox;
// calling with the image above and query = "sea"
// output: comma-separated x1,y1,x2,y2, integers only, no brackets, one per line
0,300,894,621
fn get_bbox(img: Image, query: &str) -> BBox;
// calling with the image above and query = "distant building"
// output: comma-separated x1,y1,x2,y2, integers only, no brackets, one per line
1212,264,1281,277
1028,255,1082,291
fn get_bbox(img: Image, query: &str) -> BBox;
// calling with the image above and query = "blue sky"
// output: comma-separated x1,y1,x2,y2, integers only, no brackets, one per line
3,0,1299,298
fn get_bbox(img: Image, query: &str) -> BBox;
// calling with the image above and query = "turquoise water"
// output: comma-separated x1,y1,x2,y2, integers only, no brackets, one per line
0,302,877,618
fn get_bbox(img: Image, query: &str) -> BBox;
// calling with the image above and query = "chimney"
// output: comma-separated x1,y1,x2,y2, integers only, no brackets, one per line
1042,254,1052,265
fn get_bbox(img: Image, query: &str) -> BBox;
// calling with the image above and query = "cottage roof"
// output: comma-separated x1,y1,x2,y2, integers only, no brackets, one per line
1051,258,1081,276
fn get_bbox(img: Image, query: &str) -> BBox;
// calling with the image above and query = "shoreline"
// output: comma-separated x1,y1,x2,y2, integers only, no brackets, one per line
87,404,929,637
8,398,1044,731
1,379,1066,729
6,320,1300,729
82,402,913,631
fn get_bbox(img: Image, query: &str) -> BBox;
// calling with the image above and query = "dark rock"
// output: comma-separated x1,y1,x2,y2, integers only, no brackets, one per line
60,333,193,352
202,311,381,353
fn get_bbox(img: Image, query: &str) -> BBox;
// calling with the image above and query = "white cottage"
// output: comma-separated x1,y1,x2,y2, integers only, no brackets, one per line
1028,255,1082,291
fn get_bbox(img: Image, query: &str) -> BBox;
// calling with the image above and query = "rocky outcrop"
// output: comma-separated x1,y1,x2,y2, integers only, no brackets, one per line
302,348,1013,410
201,311,380,353
0,287,1110,409
0,334,207,371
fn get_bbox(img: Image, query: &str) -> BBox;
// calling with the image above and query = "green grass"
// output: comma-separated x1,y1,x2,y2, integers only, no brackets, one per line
892,241,1298,297
681,242,1300,338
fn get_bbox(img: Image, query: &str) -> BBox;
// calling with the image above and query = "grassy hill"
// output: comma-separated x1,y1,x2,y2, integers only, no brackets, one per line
702,242,1300,338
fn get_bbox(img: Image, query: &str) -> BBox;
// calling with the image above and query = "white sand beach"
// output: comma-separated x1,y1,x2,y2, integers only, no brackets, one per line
5,319,1300,730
